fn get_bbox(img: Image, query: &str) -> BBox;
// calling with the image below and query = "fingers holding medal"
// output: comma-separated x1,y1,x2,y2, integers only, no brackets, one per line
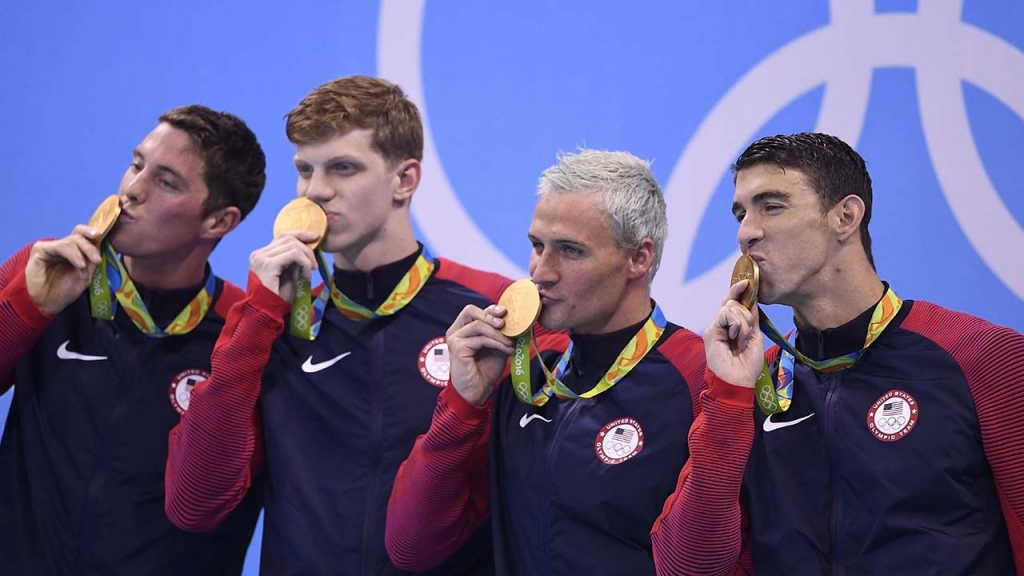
250,197,328,304
497,279,542,338
730,254,759,310
273,197,328,249
86,195,122,244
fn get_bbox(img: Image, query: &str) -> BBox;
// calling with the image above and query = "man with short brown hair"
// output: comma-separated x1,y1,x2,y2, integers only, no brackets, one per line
0,105,267,575
166,76,502,575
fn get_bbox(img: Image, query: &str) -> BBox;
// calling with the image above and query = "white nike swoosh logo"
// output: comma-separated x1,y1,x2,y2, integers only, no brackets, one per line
301,352,352,373
763,412,815,432
519,413,553,428
56,340,107,362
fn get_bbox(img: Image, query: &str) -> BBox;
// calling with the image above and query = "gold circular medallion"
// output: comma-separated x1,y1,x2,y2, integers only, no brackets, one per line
730,254,760,310
273,197,328,249
497,279,542,337
87,195,122,243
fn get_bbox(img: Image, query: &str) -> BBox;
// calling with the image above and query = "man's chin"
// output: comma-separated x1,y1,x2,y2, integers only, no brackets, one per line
318,235,349,255
537,312,566,332
107,234,147,259
760,285,783,305
106,233,127,254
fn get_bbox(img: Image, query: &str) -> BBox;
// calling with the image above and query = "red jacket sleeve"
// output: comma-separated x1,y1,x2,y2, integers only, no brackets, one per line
164,272,289,532
651,369,757,576
657,327,711,440
0,243,55,394
902,303,1024,575
385,383,493,572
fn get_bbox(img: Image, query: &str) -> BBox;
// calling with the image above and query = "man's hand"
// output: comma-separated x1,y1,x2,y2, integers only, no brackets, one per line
446,304,515,406
248,231,320,303
25,226,104,316
704,280,765,388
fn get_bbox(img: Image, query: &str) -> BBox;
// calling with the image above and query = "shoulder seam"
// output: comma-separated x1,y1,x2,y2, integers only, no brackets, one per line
432,257,513,303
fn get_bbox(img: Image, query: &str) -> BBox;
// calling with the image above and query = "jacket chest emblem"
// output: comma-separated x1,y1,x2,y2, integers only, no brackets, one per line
867,389,919,442
168,368,209,414
595,417,644,465
417,337,450,388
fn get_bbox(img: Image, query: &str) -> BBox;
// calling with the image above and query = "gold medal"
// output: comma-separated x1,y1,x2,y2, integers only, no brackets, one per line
730,254,759,310
273,197,328,249
274,197,329,340
87,195,122,244
497,279,541,337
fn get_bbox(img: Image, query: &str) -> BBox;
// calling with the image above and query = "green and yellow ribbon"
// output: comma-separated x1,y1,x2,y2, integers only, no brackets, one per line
511,304,667,406
289,247,436,339
755,287,903,414
88,242,214,337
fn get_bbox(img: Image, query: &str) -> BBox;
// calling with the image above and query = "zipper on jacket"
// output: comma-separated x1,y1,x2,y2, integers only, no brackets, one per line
74,343,141,575
360,328,386,576
824,371,843,576
539,397,586,575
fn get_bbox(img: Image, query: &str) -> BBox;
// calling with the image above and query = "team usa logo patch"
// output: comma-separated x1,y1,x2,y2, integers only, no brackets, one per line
867,389,919,442
595,417,644,465
168,368,209,415
418,337,450,388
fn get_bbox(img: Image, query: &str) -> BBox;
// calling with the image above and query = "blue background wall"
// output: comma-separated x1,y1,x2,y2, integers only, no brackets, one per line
2,1,1021,572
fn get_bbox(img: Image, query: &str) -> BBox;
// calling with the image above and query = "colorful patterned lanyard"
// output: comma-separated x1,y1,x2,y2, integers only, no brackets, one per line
754,287,903,414
511,304,667,406
289,247,436,339
88,242,215,337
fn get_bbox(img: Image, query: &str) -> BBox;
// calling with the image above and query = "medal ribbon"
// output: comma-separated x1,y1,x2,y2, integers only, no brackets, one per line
289,247,436,339
753,287,903,414
88,242,215,337
510,304,667,406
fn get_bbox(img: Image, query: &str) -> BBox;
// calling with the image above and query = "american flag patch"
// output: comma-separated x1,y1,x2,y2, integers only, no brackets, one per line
882,400,904,416
612,428,634,443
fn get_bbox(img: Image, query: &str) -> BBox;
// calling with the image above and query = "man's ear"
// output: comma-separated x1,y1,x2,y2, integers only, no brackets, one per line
830,194,865,243
627,238,656,281
202,206,242,241
393,159,421,203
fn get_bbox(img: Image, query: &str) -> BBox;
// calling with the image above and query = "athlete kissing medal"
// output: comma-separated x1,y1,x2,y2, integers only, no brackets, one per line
501,280,549,405
88,195,122,320
504,279,667,407
87,195,122,244
730,254,759,311
498,279,541,338
273,197,328,249
88,194,217,336
276,197,436,340
744,250,905,415
726,253,781,415
273,197,328,339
